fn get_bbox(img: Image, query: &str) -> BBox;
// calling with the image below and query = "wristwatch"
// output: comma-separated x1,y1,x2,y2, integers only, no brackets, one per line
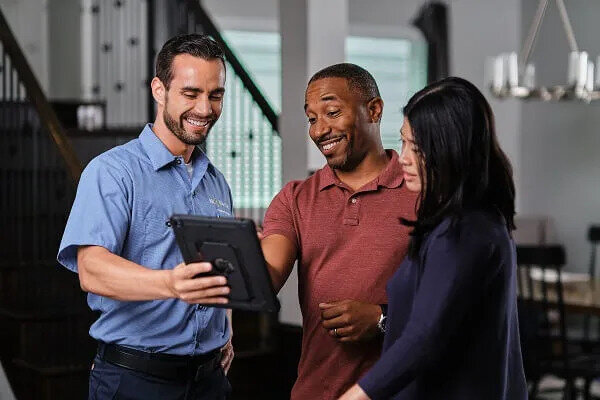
377,304,388,333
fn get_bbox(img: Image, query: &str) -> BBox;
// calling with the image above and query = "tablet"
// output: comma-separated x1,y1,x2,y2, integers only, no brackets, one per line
169,214,280,313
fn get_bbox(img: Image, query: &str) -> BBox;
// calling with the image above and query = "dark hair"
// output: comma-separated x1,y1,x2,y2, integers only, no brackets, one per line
308,63,380,100
403,77,516,258
155,34,225,89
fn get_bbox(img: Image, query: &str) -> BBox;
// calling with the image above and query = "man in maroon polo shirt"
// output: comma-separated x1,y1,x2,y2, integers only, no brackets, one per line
261,63,417,399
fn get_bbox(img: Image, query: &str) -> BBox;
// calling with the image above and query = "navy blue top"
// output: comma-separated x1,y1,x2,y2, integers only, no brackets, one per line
359,210,527,399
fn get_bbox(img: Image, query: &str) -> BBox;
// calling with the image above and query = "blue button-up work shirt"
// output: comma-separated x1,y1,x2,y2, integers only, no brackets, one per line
58,124,232,356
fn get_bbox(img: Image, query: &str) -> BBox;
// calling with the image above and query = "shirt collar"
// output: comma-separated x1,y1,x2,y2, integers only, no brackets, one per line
318,149,404,191
139,124,209,171
376,149,404,189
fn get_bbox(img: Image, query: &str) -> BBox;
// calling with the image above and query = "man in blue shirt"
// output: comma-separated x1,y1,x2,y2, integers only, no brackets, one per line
58,34,234,400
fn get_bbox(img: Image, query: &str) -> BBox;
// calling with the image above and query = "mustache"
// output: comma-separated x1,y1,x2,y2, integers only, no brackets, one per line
181,111,216,122
316,134,345,144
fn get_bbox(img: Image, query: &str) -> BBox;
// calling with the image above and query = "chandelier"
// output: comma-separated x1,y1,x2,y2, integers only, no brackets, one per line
488,0,599,103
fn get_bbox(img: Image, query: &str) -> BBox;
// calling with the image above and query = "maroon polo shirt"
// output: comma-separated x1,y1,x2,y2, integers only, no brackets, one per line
263,150,417,400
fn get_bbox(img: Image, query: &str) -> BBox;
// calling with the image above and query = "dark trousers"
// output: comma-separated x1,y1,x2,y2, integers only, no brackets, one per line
88,355,232,400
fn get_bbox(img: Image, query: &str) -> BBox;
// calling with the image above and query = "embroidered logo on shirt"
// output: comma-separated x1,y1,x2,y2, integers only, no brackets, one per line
209,197,228,209
209,197,231,216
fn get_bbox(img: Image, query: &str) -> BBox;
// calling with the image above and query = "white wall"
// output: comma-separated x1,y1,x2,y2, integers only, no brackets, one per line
0,0,82,99
519,0,600,272
348,0,422,27
0,0,49,92
202,0,278,31
204,0,423,37
48,0,81,99
450,0,523,210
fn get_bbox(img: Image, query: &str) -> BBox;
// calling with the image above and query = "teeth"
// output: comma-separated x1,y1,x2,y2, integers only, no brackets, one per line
321,137,342,151
186,118,209,127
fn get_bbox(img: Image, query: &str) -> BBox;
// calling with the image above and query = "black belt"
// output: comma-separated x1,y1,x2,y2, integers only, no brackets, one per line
97,342,222,382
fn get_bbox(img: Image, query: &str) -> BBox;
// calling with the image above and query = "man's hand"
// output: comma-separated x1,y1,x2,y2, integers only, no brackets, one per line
220,337,234,374
339,384,371,400
166,262,230,304
319,300,381,342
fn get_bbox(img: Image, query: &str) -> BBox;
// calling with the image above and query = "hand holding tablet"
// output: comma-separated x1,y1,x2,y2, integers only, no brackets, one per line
170,215,280,312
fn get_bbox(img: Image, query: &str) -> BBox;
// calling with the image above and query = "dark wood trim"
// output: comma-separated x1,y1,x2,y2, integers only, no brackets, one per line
0,8,83,184
185,0,279,133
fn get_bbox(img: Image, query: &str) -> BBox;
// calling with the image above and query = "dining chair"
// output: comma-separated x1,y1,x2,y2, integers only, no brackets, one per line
517,245,600,400
579,226,600,352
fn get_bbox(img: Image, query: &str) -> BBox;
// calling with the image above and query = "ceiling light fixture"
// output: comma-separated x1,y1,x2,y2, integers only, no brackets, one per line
488,0,599,103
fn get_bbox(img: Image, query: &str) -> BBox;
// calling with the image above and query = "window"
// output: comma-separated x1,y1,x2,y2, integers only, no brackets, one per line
208,30,426,210
346,36,427,150
205,31,281,210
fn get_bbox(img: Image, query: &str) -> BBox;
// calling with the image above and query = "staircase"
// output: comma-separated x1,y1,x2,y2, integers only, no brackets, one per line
0,1,300,398
0,8,96,400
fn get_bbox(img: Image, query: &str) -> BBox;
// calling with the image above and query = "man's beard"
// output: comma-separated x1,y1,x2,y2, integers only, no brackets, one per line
163,107,214,146
322,135,365,172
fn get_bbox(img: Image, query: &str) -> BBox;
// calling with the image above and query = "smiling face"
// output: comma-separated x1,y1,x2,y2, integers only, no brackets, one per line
399,117,423,192
304,77,379,172
154,54,226,146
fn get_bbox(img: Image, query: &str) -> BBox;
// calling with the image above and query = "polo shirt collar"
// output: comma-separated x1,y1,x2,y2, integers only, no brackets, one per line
376,149,404,189
318,164,339,191
139,124,209,172
318,149,404,191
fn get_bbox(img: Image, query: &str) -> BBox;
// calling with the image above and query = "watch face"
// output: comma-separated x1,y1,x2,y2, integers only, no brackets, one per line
377,314,387,333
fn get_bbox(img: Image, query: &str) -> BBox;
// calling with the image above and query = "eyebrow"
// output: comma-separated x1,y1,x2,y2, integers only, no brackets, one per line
180,87,225,94
304,94,339,110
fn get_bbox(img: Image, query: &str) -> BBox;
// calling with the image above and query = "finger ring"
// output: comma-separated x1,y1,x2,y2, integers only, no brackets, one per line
334,328,339,337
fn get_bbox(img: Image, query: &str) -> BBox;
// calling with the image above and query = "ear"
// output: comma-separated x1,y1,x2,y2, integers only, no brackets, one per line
151,77,166,107
367,96,383,123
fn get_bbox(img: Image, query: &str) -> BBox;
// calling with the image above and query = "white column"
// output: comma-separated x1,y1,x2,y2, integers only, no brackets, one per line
280,0,348,180
306,0,348,171
280,0,308,184
279,0,348,326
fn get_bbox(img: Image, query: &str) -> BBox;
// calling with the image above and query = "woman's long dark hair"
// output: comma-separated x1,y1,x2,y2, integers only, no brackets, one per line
403,77,515,259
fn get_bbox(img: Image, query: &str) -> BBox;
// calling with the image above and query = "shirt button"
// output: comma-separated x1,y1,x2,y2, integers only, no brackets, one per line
174,158,181,165
351,198,358,204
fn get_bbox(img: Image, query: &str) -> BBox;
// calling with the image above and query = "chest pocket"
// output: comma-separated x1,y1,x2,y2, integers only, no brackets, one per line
140,202,176,269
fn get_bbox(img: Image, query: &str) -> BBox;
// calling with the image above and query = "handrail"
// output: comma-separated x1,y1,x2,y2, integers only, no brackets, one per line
185,0,279,133
0,8,83,183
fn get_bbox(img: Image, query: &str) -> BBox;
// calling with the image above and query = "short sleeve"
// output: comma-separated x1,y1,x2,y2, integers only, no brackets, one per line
262,182,299,248
57,156,132,273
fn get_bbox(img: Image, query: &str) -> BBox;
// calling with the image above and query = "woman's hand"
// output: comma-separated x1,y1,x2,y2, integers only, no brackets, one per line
339,384,371,400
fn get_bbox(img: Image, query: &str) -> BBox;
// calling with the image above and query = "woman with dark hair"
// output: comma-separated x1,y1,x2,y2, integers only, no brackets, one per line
339,77,527,400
